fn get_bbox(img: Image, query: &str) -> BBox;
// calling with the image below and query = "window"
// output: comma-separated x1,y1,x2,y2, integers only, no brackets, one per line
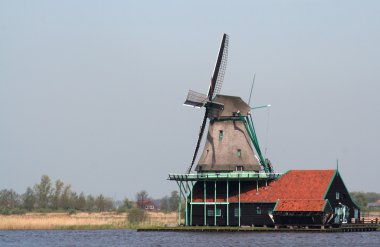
256,207,261,215
336,192,340,200
207,209,214,217
234,208,240,217
236,149,241,157
216,208,221,217
208,209,221,217
268,209,273,215
235,166,244,171
219,130,223,141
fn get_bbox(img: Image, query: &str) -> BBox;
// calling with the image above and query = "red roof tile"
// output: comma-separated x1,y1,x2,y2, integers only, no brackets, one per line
275,199,327,212
191,170,336,212
229,170,336,203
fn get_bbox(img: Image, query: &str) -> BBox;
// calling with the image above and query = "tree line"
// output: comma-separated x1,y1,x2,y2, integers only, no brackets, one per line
350,191,380,210
0,175,180,215
2,175,378,215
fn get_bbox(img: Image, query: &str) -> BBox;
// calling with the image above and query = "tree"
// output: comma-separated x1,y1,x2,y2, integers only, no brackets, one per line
0,189,20,209
22,187,36,211
123,198,134,210
169,191,179,211
70,192,79,209
60,184,72,210
94,194,114,212
86,195,95,211
34,175,52,208
95,194,106,211
136,190,148,209
351,192,368,209
117,198,134,213
160,196,169,213
363,192,380,203
104,197,114,211
52,179,64,209
76,192,86,211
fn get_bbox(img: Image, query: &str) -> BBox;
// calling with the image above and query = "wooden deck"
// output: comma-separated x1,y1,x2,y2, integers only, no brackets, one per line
137,224,378,233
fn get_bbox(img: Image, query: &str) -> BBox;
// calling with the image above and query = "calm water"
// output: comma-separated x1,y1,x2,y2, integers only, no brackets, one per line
0,230,379,247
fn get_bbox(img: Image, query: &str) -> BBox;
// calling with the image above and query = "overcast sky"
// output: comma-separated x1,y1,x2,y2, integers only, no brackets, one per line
1,1,379,200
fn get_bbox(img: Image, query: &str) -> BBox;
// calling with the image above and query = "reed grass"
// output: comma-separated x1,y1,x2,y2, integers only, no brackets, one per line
0,212,177,230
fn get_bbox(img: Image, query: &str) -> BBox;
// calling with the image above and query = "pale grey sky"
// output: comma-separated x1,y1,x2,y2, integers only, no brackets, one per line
1,0,379,200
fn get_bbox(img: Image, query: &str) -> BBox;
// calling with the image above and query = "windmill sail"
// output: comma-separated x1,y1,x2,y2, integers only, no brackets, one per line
209,34,229,100
186,110,208,174
185,34,229,174
184,90,208,107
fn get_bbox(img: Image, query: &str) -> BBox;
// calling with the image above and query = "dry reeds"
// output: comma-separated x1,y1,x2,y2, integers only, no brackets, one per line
0,212,178,230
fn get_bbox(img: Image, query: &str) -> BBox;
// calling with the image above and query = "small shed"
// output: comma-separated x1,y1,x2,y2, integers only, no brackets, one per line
368,200,380,208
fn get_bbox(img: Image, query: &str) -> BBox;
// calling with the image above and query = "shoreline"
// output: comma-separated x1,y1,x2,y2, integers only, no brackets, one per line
1,212,378,232
137,225,380,233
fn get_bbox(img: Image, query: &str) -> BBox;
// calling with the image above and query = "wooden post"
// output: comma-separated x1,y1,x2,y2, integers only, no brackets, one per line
214,181,217,226
238,180,241,227
226,180,229,226
190,182,193,226
177,181,182,225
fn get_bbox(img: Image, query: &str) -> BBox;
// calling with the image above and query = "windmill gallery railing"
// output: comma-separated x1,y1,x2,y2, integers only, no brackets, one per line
168,172,282,226
168,172,282,181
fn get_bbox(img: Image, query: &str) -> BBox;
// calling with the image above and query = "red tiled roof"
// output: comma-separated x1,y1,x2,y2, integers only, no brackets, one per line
191,170,336,211
229,170,336,203
275,199,327,212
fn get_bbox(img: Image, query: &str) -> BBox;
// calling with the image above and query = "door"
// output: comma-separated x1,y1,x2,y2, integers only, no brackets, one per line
334,207,341,224
354,208,359,223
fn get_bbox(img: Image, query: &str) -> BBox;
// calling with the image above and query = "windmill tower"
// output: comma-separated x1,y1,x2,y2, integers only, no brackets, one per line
194,95,260,172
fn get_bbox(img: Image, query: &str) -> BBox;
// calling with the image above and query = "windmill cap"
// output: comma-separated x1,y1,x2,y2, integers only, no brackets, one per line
210,95,251,118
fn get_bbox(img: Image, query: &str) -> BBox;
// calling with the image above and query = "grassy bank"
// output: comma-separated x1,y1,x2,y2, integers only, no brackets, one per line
0,212,177,230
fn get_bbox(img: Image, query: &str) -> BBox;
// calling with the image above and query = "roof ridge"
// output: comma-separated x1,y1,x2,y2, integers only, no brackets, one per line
289,169,336,171
280,199,326,201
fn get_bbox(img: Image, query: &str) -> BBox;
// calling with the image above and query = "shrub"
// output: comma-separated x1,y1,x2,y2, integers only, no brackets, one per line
68,208,76,215
0,208,26,215
117,207,127,214
127,208,146,223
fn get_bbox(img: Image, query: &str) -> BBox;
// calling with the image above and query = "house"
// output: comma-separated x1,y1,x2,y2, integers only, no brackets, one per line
368,199,380,208
187,169,360,226
138,199,156,211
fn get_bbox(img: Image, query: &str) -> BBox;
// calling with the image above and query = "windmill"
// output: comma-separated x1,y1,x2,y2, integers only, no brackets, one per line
184,34,273,174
